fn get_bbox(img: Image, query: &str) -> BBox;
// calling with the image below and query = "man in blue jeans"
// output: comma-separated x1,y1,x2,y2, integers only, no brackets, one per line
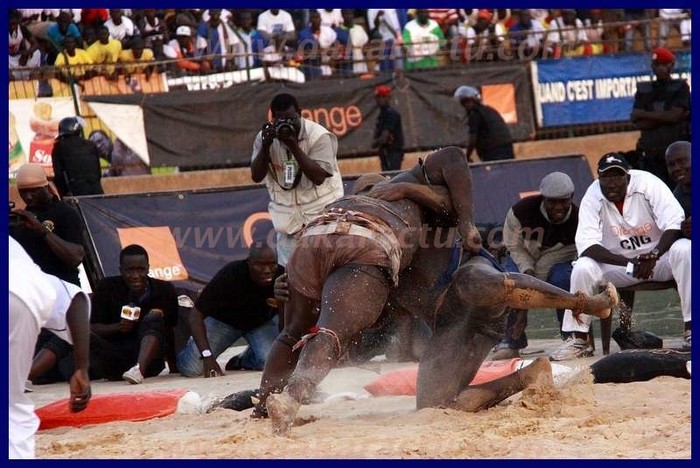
177,244,284,377
491,172,579,359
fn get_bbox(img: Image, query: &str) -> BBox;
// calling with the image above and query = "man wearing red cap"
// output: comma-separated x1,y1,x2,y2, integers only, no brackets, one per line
630,47,690,187
371,85,404,171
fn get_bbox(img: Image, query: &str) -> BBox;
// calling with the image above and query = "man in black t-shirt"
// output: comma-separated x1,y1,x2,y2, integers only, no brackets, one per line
11,163,85,286
453,85,514,162
90,244,179,384
177,245,284,378
371,85,405,171
631,48,691,187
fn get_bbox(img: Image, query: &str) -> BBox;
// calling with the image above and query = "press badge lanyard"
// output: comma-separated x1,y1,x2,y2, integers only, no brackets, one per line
270,148,302,190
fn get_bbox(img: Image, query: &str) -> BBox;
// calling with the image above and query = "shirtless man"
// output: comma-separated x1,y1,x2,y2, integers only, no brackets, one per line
255,148,616,433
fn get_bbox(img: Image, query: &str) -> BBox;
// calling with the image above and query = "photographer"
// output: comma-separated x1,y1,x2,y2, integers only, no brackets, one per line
11,163,84,286
250,93,343,266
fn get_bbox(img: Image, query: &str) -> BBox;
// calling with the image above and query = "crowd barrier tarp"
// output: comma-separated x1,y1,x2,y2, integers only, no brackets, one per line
532,51,692,127
83,63,534,169
73,155,591,292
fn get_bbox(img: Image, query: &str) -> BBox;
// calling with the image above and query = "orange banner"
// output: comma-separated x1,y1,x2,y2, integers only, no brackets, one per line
482,83,518,124
116,226,188,282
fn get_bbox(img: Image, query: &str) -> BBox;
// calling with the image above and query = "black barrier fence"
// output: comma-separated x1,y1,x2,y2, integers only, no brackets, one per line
71,154,593,294
82,64,535,169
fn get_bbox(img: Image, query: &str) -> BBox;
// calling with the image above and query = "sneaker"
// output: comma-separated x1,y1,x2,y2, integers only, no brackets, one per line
122,364,144,384
489,346,521,361
549,337,594,361
682,330,691,350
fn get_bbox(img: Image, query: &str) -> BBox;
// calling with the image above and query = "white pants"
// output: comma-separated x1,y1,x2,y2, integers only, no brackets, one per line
562,239,691,333
8,293,42,459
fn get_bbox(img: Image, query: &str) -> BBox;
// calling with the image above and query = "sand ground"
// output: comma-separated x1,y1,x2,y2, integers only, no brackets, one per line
32,337,691,459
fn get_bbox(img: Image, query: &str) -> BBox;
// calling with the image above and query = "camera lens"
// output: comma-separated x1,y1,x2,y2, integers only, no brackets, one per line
275,121,295,140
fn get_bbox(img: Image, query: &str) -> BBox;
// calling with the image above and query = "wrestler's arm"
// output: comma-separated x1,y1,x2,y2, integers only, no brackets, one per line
368,182,454,218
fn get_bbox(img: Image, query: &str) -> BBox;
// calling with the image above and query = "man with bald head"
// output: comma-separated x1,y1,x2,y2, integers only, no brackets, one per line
665,141,691,239
177,244,284,377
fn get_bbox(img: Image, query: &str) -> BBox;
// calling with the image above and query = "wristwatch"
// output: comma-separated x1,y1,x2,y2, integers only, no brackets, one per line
200,349,212,358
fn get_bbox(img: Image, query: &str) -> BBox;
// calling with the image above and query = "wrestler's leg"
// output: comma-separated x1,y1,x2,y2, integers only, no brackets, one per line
268,264,391,434
416,283,506,409
452,357,555,412
453,259,618,319
255,289,317,416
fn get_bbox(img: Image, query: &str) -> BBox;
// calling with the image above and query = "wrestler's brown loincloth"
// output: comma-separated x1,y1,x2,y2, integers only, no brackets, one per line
287,208,403,300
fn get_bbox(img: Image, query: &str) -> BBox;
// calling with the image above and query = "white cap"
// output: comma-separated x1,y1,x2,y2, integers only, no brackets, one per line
176,25,191,37
453,85,481,101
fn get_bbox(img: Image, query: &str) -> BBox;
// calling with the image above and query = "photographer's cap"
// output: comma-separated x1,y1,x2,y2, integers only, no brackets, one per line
597,153,631,174
539,172,574,199
16,163,49,189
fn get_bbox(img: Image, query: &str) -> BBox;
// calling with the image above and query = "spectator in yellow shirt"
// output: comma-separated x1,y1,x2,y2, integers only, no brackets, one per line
118,36,155,82
54,35,94,86
87,25,122,79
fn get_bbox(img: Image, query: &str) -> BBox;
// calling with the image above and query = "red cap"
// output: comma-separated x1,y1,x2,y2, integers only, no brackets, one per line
375,85,392,97
651,47,675,64
476,9,493,22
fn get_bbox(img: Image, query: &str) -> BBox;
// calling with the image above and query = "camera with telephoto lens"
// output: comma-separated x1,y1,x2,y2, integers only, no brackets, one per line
264,118,297,140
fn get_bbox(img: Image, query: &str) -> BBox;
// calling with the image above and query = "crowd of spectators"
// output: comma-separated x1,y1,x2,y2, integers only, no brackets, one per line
9,8,691,82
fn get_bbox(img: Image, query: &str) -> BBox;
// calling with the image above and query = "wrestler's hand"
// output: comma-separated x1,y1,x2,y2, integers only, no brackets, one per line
274,273,290,302
367,182,405,201
68,368,91,413
461,222,483,255
203,356,224,378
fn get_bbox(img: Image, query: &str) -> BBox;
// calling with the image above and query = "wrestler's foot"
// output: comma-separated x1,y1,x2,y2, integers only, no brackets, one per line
267,392,300,436
518,356,555,388
452,357,554,412
580,282,619,319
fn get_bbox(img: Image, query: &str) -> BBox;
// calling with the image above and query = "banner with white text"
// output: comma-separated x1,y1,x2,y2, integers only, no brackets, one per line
531,51,691,127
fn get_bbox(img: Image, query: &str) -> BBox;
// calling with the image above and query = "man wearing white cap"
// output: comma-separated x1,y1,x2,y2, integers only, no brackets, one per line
492,172,579,359
163,25,210,74
551,153,691,360
453,85,513,162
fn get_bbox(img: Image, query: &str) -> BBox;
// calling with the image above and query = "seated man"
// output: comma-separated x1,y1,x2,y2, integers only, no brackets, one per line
90,244,179,383
550,153,691,361
254,149,618,434
177,244,284,377
665,141,690,240
492,172,579,359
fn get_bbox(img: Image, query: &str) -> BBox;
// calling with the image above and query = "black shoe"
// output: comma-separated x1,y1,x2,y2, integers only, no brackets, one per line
225,354,243,371
214,389,259,411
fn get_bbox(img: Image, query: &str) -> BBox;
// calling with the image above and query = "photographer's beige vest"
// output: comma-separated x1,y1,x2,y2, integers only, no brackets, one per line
265,119,343,235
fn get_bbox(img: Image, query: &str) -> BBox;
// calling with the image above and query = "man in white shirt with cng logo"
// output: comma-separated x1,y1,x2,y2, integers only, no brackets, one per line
551,153,691,360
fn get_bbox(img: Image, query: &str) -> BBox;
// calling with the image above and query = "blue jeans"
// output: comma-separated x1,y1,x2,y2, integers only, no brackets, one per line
500,258,573,349
176,315,279,377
